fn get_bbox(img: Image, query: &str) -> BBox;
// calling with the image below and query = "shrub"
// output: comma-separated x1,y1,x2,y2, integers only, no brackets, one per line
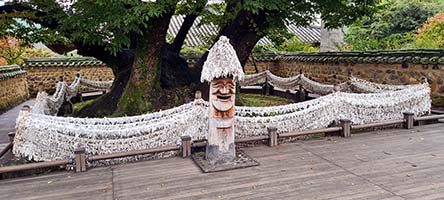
276,36,319,52
180,45,208,56
0,36,24,65
0,36,51,65
414,12,444,48
345,0,444,51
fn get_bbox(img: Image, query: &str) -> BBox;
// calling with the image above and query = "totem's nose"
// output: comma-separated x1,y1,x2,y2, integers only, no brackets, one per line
220,86,229,94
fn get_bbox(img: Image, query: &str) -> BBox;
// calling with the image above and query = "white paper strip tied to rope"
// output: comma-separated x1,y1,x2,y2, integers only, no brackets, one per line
14,102,209,161
30,76,113,115
240,70,420,95
236,95,328,116
240,71,268,86
235,84,430,137
79,78,113,90
298,74,335,95
235,97,337,137
15,78,430,161
30,99,208,126
267,71,301,90
349,76,411,93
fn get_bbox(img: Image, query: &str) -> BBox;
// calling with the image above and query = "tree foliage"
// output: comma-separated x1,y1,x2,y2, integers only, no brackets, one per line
345,0,444,50
0,0,378,116
0,35,52,65
414,12,444,48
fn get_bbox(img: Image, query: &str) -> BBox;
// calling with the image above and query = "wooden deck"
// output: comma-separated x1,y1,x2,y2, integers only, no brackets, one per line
2,123,444,199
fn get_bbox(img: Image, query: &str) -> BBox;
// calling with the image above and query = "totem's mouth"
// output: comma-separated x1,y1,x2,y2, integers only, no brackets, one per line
217,94,232,101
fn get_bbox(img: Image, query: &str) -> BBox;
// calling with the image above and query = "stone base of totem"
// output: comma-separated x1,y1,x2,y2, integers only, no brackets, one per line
191,150,259,173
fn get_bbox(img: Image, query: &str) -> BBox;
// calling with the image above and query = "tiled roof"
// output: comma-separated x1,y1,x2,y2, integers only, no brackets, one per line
286,23,320,44
23,57,105,67
0,65,27,80
168,15,320,47
185,49,444,65
252,49,444,65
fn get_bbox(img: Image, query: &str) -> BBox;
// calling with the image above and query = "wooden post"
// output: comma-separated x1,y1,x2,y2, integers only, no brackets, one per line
403,112,414,129
8,132,15,158
181,135,191,158
340,119,351,137
8,132,15,143
22,105,31,112
262,82,270,96
195,91,202,100
38,82,44,93
267,127,278,147
74,147,86,172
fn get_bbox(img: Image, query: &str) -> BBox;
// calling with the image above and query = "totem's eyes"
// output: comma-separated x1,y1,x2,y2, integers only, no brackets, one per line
212,81,234,90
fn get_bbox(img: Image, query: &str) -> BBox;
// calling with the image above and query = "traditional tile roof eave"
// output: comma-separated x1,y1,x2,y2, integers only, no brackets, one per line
185,49,444,65
22,57,106,68
168,15,321,47
0,65,27,80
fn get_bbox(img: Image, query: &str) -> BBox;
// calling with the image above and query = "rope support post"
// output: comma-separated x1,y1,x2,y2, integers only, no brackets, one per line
74,147,87,172
403,112,414,129
22,105,31,112
262,82,273,96
267,127,278,147
181,135,192,158
8,132,15,143
340,119,351,137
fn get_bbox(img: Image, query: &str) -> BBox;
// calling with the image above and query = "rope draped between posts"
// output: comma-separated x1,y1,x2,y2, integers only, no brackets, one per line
32,76,113,115
240,70,419,95
13,75,431,162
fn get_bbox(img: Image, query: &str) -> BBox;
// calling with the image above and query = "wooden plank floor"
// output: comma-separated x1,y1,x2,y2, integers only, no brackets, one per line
2,123,444,199
0,99,35,144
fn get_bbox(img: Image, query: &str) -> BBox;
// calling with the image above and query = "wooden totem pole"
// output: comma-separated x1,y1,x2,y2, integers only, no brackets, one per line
200,36,244,165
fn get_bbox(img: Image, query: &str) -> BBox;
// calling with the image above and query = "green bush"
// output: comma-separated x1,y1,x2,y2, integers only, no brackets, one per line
180,45,208,56
413,12,444,48
345,0,444,51
276,36,319,52
0,36,52,65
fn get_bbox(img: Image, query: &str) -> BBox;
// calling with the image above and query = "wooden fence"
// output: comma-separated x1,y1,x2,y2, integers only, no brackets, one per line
1,111,443,176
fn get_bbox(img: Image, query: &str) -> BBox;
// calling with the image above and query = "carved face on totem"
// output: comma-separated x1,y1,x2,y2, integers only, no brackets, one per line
210,78,235,118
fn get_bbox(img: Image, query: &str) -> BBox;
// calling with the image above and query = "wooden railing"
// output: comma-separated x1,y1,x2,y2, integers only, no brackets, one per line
0,132,15,158
1,112,444,176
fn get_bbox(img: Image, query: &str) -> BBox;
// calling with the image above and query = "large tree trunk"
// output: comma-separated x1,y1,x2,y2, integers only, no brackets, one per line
74,50,134,117
170,0,207,54
162,0,207,88
116,13,174,115
170,14,198,54
161,47,199,88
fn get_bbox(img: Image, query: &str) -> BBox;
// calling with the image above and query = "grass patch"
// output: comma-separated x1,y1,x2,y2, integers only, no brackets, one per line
73,100,94,113
311,133,325,139
237,94,294,107
432,96,444,107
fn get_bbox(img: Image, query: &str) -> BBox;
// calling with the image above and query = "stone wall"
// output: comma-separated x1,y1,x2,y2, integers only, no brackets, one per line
242,50,444,97
23,57,114,95
0,65,29,112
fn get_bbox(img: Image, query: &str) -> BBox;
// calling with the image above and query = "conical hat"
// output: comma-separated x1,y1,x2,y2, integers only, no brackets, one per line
200,36,245,83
